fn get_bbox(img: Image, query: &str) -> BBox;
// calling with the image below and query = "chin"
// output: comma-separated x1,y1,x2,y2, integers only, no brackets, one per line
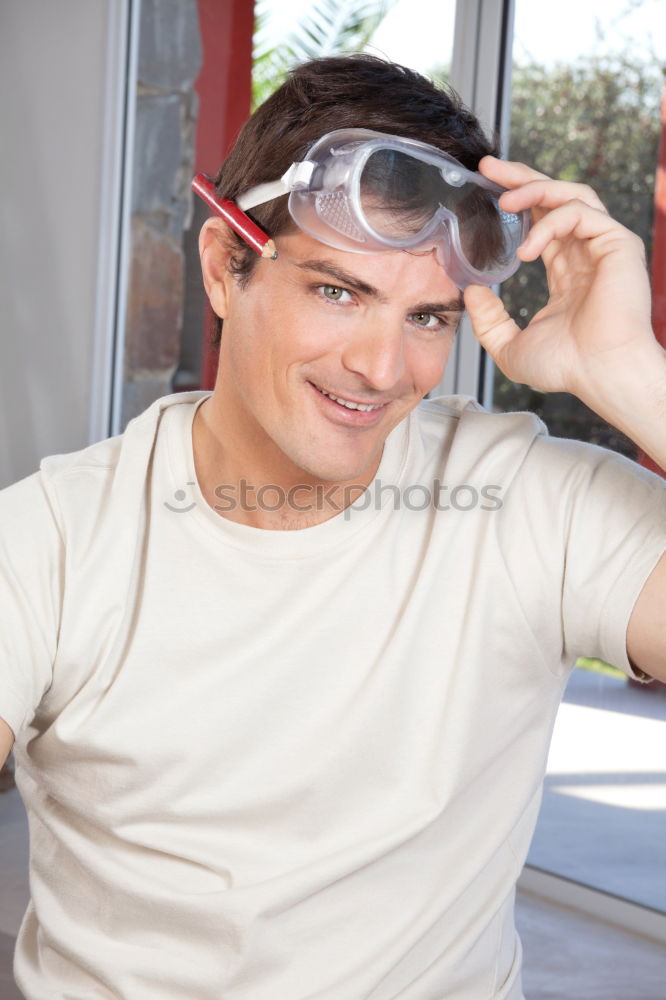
292,449,377,486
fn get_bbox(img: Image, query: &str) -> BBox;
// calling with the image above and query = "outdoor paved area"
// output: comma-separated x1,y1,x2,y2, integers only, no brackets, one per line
516,888,666,999
528,668,666,912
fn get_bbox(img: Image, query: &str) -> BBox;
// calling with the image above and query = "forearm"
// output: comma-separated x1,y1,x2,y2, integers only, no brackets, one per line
576,339,666,470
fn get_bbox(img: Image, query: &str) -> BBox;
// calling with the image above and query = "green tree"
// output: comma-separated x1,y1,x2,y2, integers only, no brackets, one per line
504,53,662,315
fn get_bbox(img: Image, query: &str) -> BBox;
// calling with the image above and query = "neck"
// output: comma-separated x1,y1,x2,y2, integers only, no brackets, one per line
192,394,376,530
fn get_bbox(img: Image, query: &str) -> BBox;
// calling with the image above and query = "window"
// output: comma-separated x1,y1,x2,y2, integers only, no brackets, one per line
495,0,666,914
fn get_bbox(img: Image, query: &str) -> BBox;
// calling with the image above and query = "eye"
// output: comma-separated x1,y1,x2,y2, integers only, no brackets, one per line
410,311,439,327
408,311,460,337
319,284,352,303
409,311,450,334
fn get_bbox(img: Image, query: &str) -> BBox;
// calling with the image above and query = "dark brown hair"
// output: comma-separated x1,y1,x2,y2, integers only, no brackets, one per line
210,54,499,347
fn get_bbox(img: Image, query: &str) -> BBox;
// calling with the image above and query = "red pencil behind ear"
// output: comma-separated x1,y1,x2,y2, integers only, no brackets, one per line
192,173,278,260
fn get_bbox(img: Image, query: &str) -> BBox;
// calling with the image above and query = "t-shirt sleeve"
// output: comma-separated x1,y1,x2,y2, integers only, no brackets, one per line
528,437,666,677
0,470,63,736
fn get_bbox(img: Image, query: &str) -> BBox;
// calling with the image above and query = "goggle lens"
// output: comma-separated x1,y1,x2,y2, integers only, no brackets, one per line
357,148,523,276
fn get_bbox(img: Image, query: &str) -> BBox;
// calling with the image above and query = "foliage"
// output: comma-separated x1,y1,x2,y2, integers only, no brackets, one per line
576,657,625,678
253,0,396,109
509,53,661,262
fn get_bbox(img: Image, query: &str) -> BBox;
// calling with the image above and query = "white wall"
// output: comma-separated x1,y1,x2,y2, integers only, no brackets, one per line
0,0,123,487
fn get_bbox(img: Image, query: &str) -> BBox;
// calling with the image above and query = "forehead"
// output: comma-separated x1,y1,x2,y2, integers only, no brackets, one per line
273,230,463,306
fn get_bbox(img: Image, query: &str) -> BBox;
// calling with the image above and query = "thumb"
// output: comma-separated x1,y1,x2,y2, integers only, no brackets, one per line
463,284,520,366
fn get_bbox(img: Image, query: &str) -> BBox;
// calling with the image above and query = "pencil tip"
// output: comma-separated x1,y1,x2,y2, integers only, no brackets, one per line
262,239,278,260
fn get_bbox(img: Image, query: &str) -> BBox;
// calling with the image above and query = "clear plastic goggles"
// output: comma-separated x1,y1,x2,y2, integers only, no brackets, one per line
237,128,531,288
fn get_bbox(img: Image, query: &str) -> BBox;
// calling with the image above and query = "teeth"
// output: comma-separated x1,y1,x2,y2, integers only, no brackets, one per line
318,387,384,412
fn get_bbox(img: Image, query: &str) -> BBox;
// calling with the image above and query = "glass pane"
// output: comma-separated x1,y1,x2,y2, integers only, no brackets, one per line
368,0,456,76
252,0,456,103
498,1,666,459
501,0,666,911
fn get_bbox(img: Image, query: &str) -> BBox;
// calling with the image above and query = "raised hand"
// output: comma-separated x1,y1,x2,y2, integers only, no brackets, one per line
464,157,661,409
463,156,666,473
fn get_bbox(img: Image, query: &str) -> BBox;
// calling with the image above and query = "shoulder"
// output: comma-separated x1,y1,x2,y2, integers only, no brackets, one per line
413,395,548,483
39,390,208,483
416,394,546,442
0,391,209,538
411,395,665,509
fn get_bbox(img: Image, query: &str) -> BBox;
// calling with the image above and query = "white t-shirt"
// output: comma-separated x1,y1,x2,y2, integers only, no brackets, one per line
2,391,665,1000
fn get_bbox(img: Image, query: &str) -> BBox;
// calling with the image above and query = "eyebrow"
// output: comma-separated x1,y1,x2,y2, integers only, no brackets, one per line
294,257,465,314
412,299,465,314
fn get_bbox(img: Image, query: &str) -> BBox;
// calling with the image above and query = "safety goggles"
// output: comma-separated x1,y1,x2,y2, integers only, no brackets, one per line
193,129,530,288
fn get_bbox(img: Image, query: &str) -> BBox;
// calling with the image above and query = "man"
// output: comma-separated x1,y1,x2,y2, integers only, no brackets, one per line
1,54,664,999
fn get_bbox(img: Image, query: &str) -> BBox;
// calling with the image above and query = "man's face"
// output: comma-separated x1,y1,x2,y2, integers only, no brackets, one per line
214,228,463,487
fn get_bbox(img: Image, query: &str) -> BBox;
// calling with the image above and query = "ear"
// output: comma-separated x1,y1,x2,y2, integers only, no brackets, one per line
198,218,237,319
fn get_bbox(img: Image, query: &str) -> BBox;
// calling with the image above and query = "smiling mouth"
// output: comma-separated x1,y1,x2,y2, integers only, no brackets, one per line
311,383,388,412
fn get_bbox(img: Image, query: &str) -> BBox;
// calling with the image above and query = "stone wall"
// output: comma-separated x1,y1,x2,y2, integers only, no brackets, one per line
121,0,202,428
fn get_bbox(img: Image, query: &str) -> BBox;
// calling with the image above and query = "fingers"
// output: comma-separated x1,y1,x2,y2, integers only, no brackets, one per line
478,156,550,187
517,199,628,262
501,177,607,216
480,156,607,215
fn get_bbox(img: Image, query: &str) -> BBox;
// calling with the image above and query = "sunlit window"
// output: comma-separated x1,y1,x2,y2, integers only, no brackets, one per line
496,0,666,913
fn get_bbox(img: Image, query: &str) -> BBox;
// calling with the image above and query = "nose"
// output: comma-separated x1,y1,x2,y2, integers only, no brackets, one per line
339,314,406,391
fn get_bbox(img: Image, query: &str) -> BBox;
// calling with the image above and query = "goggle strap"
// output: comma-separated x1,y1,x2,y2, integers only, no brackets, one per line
237,180,286,210
238,162,315,210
